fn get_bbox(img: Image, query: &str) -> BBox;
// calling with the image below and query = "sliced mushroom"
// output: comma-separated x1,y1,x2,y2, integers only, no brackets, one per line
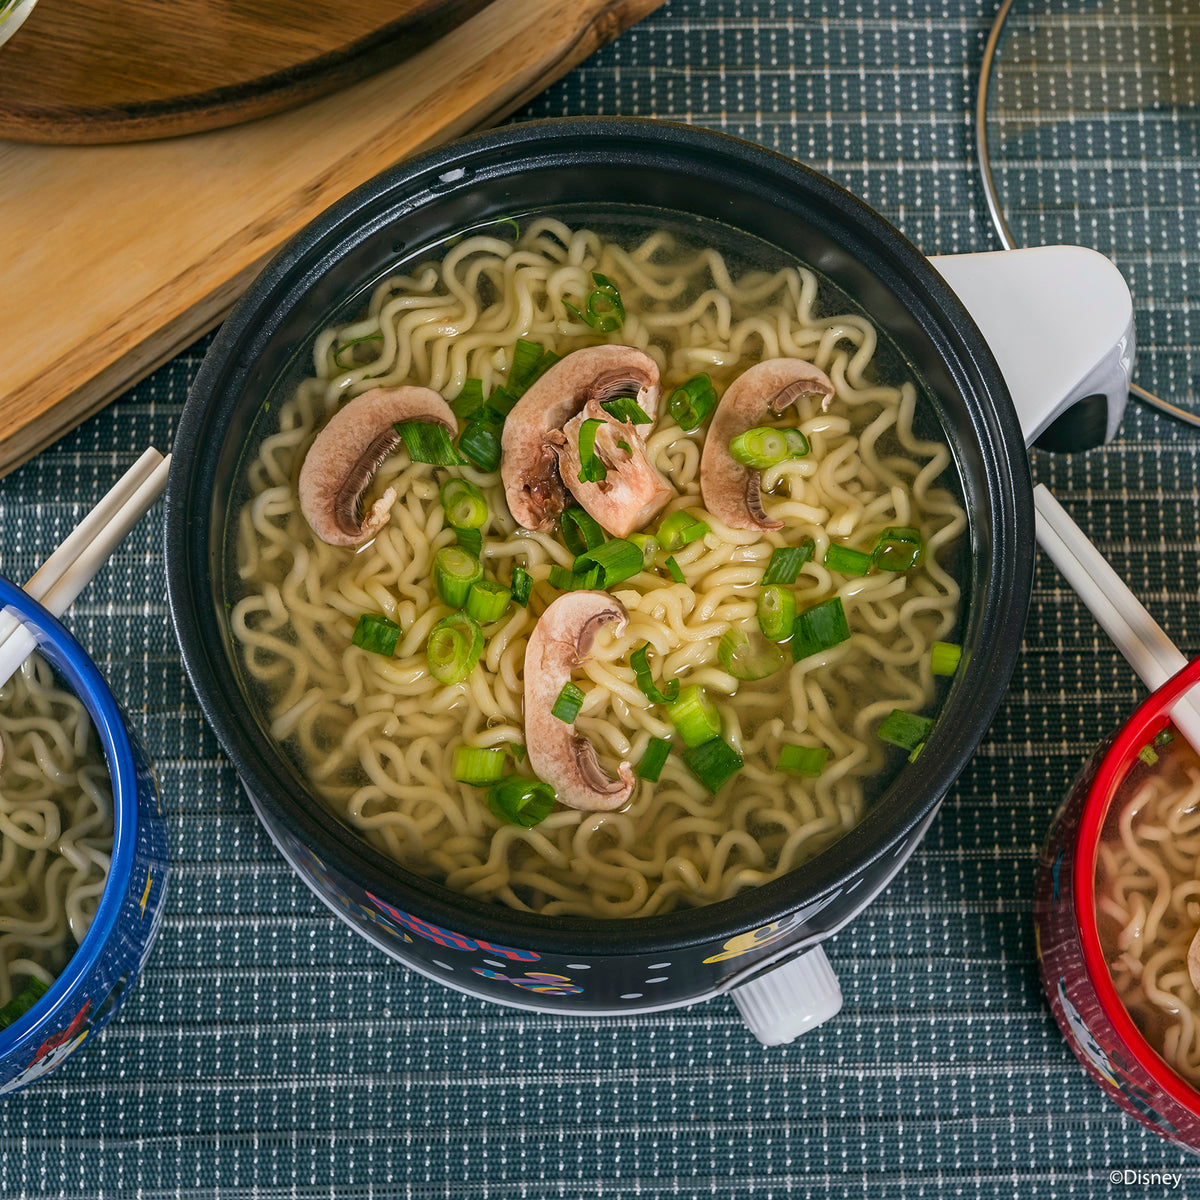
1189,927,1200,995
699,358,835,532
550,400,674,538
523,590,635,812
298,386,456,546
500,345,660,531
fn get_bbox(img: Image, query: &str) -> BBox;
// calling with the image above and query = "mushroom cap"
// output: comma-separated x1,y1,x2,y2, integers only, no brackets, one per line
523,590,635,813
699,358,835,532
500,344,661,531
298,386,456,546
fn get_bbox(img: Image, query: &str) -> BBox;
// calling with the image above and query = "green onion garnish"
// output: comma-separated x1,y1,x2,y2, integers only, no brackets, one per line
762,541,814,586
551,681,585,723
510,566,533,607
667,374,718,430
465,580,511,625
629,642,680,705
332,333,384,371
757,586,797,642
718,626,787,681
576,418,608,484
486,385,519,418
352,612,402,656
784,428,810,458
776,744,828,777
434,546,483,608
792,597,851,661
877,709,933,751
457,414,504,473
930,641,962,676
560,507,606,555
635,737,673,782
599,396,653,425
657,510,709,552
452,746,507,786
1139,744,1159,767
665,556,686,584
508,743,527,761
729,426,790,470
440,477,488,529
455,526,483,557
0,976,48,1030
396,420,466,466
565,272,625,332
873,526,923,572
1155,729,1175,748
628,532,659,569
823,543,873,576
682,737,743,794
487,776,556,828
426,611,485,685
548,563,603,591
572,538,644,588
450,378,486,421
667,684,721,748
508,339,547,396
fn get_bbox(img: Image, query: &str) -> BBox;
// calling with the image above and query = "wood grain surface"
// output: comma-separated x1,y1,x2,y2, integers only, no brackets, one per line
0,0,667,478
0,0,498,144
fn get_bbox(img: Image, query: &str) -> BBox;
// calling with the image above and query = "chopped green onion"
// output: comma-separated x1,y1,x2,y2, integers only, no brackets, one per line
762,541,814,586
572,538,644,588
551,681,585,723
457,415,504,472
718,626,787,681
776,743,828,777
0,976,48,1030
565,271,625,332
877,709,933,752
396,420,466,466
1155,729,1175,748
729,426,789,470
629,642,680,705
453,746,507,786
667,373,718,430
823,543,873,576
930,641,962,676
426,612,484,684
508,743,527,761
617,440,632,455
352,612,402,657
599,396,653,425
657,510,709,552
1138,744,1159,767
908,743,925,764
450,378,486,421
665,556,686,584
576,418,608,484
510,566,533,607
434,546,483,608
792,596,851,661
628,532,659,569
548,563,603,591
487,776,556,828
783,428,810,458
485,385,519,418
440,477,488,529
507,339,547,396
466,580,511,624
757,586,797,642
667,684,721,748
635,737,673,782
560,507,606,555
332,333,383,371
454,526,483,557
682,737,743,794
873,526,923,572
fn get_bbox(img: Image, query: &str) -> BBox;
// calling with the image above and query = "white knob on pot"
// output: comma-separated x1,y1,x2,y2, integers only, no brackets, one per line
731,945,843,1045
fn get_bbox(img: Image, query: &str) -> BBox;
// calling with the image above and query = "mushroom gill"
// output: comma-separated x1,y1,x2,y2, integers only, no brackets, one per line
500,344,660,531
298,386,457,546
699,358,835,532
523,591,635,813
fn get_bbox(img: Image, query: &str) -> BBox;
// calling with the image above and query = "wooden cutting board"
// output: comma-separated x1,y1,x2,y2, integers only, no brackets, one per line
0,0,666,477
0,0,498,144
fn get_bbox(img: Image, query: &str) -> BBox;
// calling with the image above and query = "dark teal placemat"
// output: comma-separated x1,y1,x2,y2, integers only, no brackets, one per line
2,1,1199,1195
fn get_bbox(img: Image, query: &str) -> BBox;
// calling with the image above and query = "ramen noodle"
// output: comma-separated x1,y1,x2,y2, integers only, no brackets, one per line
231,218,966,918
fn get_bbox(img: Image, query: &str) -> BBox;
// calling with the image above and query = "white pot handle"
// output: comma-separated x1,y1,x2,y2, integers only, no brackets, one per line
928,245,1135,449
731,945,843,1046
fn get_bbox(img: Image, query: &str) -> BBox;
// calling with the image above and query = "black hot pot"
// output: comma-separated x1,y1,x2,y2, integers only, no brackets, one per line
164,118,1132,1043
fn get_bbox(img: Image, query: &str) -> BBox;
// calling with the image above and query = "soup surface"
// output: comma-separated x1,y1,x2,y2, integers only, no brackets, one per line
230,217,966,917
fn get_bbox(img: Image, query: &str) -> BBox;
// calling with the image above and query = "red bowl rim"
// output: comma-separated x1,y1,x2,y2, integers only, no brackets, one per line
1074,652,1200,1113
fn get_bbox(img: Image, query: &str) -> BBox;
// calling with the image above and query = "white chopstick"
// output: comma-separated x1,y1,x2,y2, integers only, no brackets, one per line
1033,483,1200,749
0,449,172,689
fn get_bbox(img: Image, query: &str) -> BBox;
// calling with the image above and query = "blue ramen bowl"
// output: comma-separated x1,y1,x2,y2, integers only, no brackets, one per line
0,576,169,1095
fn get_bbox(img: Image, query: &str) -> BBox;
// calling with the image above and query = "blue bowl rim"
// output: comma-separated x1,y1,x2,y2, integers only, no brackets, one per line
0,576,140,1061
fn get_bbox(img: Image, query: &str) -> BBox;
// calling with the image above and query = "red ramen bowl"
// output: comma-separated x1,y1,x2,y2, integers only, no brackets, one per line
1036,653,1200,1152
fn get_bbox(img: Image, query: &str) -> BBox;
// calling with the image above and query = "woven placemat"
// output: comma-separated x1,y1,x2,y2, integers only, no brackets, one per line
1,0,1198,1195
